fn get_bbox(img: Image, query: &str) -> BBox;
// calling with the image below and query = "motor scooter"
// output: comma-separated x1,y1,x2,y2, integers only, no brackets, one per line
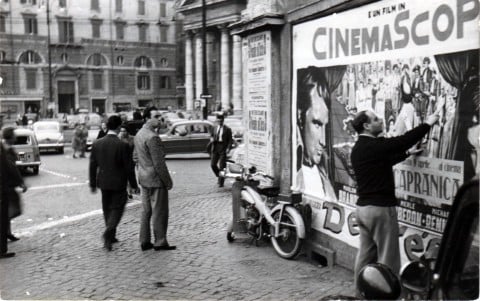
220,161,306,259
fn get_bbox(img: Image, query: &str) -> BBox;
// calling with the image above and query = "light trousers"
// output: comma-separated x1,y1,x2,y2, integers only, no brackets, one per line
139,186,169,247
354,205,400,294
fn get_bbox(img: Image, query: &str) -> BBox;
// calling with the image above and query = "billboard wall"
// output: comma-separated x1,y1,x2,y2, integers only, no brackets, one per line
292,0,479,263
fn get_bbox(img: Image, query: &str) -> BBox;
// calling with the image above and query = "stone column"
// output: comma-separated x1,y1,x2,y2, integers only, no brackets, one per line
195,32,203,100
185,31,194,111
232,34,242,115
220,27,230,111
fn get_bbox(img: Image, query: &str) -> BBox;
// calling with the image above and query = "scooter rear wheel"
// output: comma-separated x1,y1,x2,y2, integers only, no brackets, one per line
271,209,303,259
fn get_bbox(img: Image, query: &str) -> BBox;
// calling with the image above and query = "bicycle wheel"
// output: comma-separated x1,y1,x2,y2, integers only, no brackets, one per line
270,207,303,259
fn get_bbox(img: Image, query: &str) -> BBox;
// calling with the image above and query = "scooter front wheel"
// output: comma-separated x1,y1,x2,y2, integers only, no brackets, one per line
227,232,236,242
270,207,304,259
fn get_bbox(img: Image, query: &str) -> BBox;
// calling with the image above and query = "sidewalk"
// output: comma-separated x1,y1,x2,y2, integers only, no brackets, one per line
0,190,355,300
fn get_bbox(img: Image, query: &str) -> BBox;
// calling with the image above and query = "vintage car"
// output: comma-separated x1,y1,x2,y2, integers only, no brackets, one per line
354,176,479,300
32,120,65,153
12,128,41,175
159,120,214,155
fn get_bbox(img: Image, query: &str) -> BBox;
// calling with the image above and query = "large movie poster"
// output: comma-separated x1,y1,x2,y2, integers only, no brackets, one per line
292,0,479,263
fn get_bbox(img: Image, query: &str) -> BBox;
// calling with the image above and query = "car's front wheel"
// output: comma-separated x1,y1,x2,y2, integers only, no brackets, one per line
58,147,64,154
32,166,39,175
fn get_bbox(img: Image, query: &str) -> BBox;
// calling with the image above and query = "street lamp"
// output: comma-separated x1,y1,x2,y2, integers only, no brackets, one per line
200,0,210,119
46,0,54,118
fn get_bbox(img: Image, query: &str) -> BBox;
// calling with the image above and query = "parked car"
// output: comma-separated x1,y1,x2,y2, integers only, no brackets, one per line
12,128,41,175
86,125,101,150
159,120,214,155
32,120,65,153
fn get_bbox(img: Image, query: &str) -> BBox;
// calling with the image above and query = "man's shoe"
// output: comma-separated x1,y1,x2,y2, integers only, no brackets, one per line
7,234,20,242
153,245,176,251
0,252,15,258
141,242,154,251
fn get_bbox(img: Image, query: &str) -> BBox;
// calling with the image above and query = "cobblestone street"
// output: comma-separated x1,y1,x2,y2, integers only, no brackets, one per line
0,185,355,300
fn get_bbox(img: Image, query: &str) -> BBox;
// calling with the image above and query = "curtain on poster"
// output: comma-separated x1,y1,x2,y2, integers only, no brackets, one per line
292,0,479,263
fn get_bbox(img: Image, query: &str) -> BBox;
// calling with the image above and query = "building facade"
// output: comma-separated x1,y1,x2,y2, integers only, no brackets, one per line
0,0,179,121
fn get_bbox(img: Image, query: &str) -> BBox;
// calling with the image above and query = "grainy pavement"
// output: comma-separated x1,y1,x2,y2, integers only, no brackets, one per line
0,181,355,300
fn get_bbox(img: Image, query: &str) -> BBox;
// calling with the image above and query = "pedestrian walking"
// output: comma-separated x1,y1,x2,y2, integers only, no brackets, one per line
89,115,139,251
72,122,88,158
350,109,439,295
133,107,175,251
118,125,138,200
0,144,27,259
209,112,233,187
96,122,108,140
2,127,27,242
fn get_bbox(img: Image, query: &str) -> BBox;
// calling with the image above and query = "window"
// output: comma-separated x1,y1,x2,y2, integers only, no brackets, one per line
23,15,37,35
137,73,150,90
138,24,147,42
160,58,168,67
138,0,145,15
58,19,74,43
20,0,36,5
59,0,66,8
25,69,36,89
160,76,170,89
91,0,99,10
159,3,166,17
61,52,68,63
116,55,124,65
115,0,122,12
91,19,102,38
20,51,40,64
0,14,6,33
115,22,124,40
93,72,103,89
159,25,168,42
134,56,152,68
0,51,6,62
90,53,105,66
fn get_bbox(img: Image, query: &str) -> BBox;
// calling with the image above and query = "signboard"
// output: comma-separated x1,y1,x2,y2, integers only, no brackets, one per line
292,0,479,265
243,31,273,175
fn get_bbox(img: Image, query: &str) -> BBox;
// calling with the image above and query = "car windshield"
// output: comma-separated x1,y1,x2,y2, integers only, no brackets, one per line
14,135,31,145
34,124,59,131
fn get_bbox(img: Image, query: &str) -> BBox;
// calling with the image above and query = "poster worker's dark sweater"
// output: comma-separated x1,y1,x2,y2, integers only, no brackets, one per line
351,124,431,207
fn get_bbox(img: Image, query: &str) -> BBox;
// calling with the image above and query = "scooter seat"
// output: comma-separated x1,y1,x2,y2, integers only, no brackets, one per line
257,186,280,197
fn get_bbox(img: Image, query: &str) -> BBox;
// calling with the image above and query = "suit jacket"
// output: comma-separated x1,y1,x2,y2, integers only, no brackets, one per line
89,134,137,191
211,124,233,153
133,124,173,189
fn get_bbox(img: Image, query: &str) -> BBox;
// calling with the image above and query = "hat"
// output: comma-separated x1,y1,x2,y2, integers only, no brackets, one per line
216,112,225,120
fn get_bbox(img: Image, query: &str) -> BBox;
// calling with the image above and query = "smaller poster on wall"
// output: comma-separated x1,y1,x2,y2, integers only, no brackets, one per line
243,31,273,175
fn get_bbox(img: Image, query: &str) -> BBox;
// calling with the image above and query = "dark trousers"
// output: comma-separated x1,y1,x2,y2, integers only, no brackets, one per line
211,150,227,184
101,189,127,243
0,193,9,254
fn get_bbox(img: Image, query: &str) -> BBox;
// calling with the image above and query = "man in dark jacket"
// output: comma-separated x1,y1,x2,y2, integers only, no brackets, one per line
350,109,439,295
0,144,25,258
89,115,138,251
209,113,233,187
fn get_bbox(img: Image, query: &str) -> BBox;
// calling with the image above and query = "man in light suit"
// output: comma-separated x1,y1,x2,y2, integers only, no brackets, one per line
210,113,233,187
134,107,175,251
89,115,138,251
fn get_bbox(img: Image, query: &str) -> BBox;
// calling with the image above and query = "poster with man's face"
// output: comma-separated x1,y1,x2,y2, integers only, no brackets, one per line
292,0,479,264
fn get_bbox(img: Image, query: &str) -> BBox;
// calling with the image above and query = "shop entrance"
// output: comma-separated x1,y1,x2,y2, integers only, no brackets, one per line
57,81,75,114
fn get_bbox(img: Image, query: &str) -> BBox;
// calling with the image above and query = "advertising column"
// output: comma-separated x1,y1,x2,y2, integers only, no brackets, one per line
243,31,273,175
291,0,479,265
